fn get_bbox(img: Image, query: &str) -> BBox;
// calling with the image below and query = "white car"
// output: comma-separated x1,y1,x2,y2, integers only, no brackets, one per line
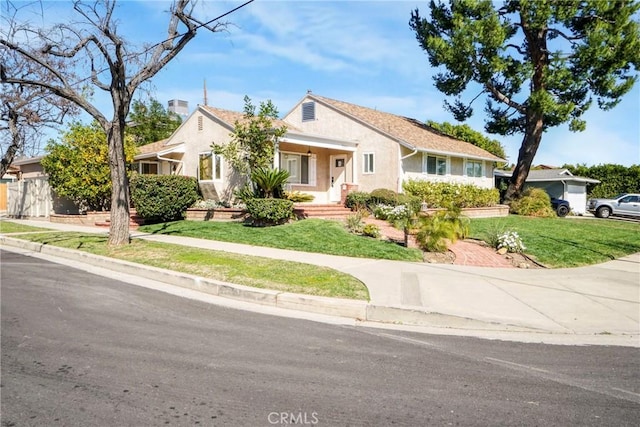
587,193,640,218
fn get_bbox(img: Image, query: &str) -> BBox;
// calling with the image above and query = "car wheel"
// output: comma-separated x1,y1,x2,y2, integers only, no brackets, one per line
557,205,569,217
596,206,611,218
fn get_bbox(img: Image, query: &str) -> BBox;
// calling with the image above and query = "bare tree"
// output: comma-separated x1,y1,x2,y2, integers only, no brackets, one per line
0,0,249,245
1,45,78,177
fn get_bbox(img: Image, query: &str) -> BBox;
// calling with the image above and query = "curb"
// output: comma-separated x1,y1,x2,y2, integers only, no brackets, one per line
1,235,518,331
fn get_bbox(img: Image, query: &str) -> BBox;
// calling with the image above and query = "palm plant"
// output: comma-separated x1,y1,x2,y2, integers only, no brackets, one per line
250,167,290,198
415,205,470,252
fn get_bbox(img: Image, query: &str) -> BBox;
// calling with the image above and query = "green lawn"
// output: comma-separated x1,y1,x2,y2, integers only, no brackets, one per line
0,221,49,234
469,216,640,268
5,231,369,300
139,218,424,261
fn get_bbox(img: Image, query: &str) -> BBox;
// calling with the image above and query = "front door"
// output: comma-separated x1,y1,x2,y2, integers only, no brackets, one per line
329,154,347,202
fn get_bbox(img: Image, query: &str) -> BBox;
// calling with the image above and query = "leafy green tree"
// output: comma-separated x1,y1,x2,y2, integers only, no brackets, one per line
563,163,640,198
212,96,287,175
426,120,506,159
127,98,182,146
410,0,640,201
41,122,136,212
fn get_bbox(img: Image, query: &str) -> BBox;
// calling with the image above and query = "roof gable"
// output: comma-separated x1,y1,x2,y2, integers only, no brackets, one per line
305,94,505,162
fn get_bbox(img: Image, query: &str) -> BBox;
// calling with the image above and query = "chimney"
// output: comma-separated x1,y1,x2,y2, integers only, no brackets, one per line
168,99,189,118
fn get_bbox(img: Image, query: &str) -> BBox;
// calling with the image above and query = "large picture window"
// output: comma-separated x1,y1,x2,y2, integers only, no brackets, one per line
199,152,222,181
466,160,483,177
422,154,446,175
280,152,315,185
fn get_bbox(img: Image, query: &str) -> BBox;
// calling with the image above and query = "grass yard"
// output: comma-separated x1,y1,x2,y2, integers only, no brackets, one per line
1,231,369,300
139,218,424,262
469,216,640,268
0,221,49,234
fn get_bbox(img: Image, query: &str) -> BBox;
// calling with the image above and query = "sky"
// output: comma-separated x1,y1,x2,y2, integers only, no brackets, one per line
10,0,640,167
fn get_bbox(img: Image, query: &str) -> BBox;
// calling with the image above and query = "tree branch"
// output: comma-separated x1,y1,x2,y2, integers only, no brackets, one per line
484,82,526,113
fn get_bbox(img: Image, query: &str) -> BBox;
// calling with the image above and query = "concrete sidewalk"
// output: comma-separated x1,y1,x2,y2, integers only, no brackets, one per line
1,218,638,345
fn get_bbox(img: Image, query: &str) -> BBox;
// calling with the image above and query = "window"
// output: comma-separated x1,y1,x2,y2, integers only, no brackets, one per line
620,195,639,203
280,152,314,185
363,152,375,174
198,152,222,181
422,154,446,175
130,162,159,175
302,102,316,121
466,160,483,177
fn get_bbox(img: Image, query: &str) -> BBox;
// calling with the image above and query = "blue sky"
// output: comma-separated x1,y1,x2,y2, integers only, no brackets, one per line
27,0,640,166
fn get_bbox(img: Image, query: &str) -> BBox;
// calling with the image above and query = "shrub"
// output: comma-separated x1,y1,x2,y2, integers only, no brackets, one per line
415,207,469,252
362,223,381,238
496,230,526,253
396,193,423,213
245,198,294,226
234,184,258,203
345,212,364,234
403,180,499,208
373,204,394,220
370,188,400,206
251,167,290,198
284,191,315,203
130,174,199,222
509,188,556,217
374,204,414,222
345,191,371,211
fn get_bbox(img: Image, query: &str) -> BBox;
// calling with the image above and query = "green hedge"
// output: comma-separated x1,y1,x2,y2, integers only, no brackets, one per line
345,191,371,210
130,174,200,222
509,188,556,217
245,198,294,226
402,180,499,208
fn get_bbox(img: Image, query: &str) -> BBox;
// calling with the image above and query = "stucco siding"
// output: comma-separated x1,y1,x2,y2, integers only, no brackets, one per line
285,98,399,192
451,157,464,176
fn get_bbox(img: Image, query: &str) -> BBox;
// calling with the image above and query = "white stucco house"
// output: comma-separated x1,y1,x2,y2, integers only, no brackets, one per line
134,92,505,204
494,168,600,214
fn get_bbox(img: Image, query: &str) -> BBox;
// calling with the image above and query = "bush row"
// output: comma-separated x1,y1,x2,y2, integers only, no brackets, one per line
402,180,499,208
345,181,500,212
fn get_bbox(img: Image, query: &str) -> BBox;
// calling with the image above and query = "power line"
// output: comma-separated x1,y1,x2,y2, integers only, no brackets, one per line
3,0,255,104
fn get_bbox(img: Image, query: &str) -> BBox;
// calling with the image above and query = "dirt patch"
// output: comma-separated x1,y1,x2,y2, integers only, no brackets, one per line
422,250,456,264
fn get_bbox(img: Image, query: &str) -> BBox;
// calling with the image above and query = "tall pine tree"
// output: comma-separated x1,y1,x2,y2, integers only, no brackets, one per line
410,0,640,200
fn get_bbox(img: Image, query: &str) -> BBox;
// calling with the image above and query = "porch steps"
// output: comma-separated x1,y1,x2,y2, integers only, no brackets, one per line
94,211,146,229
293,203,353,220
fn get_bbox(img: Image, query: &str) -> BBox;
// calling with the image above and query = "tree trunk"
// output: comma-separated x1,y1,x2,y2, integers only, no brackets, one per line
106,121,131,246
504,112,544,201
0,108,20,177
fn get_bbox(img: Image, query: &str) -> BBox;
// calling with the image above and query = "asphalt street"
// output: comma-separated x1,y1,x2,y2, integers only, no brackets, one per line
2,250,639,426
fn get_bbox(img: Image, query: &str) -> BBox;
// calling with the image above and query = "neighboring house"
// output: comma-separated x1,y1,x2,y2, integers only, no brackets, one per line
136,92,505,204
6,156,77,217
494,168,600,214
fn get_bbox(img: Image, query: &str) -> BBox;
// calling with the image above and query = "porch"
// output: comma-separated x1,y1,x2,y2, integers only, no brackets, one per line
277,131,357,204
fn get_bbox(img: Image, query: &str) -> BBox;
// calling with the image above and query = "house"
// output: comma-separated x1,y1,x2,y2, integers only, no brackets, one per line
494,168,600,214
5,156,81,217
136,92,505,204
